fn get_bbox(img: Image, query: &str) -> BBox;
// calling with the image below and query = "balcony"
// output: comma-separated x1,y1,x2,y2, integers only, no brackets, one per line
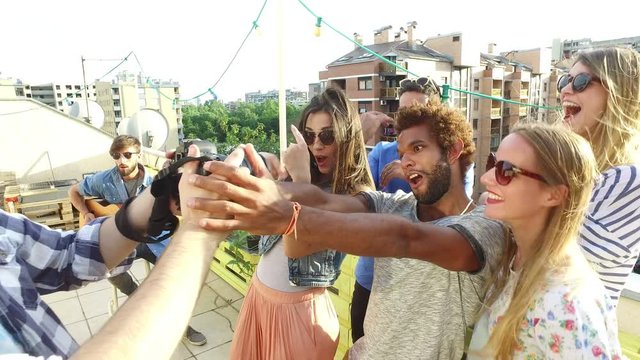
520,89,529,98
380,87,400,98
491,108,501,119
491,89,502,97
379,61,408,75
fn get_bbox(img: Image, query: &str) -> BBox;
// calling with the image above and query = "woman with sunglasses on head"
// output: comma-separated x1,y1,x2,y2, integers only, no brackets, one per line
468,123,622,359
558,47,640,305
230,87,374,360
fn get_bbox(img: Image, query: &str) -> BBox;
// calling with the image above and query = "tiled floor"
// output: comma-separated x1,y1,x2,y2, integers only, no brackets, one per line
40,258,640,360
41,259,244,360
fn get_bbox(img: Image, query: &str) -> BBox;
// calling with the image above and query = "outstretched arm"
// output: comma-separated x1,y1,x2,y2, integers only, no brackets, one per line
71,145,236,359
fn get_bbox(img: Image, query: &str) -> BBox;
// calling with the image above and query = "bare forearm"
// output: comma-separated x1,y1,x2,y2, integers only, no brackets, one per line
72,225,223,359
69,186,90,215
289,206,480,271
278,182,365,212
98,190,155,269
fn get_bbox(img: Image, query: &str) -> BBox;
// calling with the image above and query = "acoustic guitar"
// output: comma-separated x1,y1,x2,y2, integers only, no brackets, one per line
78,198,121,227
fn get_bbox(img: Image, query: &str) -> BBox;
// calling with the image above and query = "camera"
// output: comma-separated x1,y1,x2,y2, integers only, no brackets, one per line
174,139,254,175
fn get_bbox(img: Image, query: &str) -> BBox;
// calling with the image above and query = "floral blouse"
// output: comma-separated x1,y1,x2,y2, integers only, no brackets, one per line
470,269,624,359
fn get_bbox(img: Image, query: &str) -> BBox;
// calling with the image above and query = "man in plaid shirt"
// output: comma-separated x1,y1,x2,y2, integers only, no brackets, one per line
0,145,233,359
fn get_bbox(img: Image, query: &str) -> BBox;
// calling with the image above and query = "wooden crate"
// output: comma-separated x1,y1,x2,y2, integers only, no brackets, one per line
3,185,79,231
209,240,261,295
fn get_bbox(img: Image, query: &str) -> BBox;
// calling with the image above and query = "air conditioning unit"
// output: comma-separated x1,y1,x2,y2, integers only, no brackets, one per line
379,75,386,81
380,99,387,105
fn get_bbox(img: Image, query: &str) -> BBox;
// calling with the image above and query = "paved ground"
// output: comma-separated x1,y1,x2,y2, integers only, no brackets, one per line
42,259,244,360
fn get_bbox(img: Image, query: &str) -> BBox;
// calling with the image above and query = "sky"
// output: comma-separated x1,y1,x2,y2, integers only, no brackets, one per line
1,0,637,103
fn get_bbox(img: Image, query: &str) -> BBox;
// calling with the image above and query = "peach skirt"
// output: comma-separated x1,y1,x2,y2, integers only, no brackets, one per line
229,275,340,360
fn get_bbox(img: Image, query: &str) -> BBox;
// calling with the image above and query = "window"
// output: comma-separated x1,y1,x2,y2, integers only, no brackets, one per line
74,85,81,90
58,101,63,106
453,35,460,42
473,118,478,129
358,77,373,90
543,82,548,92
473,99,479,111
473,79,479,91
55,85,60,90
56,93,61,98
67,93,73,97
65,85,72,90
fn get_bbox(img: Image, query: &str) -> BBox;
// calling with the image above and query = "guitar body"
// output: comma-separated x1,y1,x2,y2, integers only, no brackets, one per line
79,198,121,227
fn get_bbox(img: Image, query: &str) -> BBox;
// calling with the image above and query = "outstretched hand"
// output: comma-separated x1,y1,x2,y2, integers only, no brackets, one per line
184,159,293,235
282,125,311,183
178,145,246,225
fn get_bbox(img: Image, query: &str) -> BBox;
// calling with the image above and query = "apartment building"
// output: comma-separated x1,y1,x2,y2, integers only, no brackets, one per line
10,82,97,114
244,89,308,106
552,36,640,62
319,23,557,198
95,71,183,149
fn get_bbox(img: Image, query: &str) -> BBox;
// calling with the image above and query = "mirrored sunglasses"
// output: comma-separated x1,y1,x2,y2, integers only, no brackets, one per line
557,72,601,93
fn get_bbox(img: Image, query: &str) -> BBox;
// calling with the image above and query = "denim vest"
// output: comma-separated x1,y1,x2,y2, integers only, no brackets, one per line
78,165,153,204
249,234,346,287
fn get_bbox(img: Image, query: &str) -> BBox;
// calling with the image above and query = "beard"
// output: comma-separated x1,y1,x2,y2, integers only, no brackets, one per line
413,159,451,205
118,163,137,177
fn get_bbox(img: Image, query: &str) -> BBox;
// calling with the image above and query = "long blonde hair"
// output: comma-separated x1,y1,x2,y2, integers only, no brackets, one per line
298,87,374,195
482,123,599,359
575,47,640,172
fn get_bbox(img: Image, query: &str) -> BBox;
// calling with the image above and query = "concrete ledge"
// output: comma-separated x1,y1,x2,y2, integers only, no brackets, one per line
622,273,640,301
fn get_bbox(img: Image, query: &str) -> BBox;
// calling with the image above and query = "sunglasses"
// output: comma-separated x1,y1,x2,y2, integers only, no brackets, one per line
303,129,335,146
399,77,440,95
110,151,139,160
487,157,548,186
557,72,601,93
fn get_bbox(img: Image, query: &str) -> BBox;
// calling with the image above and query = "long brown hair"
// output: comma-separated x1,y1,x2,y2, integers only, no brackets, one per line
297,87,373,194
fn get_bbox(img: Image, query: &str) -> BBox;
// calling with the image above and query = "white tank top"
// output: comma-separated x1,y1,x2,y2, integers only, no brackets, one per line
256,238,311,292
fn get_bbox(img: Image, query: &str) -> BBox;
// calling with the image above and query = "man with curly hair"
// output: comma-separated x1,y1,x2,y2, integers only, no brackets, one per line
187,101,507,359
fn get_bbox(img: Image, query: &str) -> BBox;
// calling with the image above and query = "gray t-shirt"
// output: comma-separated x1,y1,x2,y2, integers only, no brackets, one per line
349,191,506,360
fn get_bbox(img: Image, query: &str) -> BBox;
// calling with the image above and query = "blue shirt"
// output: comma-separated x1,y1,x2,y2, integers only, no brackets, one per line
77,165,170,256
356,141,476,290
0,210,134,357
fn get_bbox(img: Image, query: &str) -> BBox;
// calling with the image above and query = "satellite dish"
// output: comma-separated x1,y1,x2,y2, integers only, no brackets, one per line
69,100,105,129
116,117,129,136
124,109,169,150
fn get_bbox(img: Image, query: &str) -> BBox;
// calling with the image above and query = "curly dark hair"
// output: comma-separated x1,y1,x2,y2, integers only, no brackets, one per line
395,102,475,177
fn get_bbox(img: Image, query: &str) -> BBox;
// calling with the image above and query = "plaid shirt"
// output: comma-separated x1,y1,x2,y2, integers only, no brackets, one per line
0,210,134,358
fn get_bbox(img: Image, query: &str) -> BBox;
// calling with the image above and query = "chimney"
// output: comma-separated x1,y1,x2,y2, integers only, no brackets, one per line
488,43,497,54
373,25,392,44
406,21,417,43
353,32,363,49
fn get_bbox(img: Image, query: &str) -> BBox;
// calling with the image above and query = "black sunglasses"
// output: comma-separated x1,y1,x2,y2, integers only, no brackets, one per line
557,73,601,93
303,129,335,146
399,77,440,95
487,158,548,186
110,151,139,160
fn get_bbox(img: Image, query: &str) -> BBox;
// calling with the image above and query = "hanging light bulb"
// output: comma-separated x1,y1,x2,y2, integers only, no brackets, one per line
314,17,322,37
253,21,263,37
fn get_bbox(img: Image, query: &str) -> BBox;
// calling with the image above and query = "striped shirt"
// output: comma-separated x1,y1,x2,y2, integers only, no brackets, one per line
0,210,134,358
579,164,640,305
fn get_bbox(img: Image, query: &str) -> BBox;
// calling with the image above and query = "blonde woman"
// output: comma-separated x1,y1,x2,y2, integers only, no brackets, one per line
468,123,622,359
559,47,640,305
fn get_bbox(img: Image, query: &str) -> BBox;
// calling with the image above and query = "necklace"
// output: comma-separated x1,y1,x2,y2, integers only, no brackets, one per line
459,199,474,215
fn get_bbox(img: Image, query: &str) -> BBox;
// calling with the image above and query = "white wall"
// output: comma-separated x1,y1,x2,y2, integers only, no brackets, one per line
0,98,115,183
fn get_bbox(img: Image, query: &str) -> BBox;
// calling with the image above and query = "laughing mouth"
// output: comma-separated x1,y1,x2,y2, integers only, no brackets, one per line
563,101,581,120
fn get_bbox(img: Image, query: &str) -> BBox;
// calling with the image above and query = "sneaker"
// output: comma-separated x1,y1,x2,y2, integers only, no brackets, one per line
184,326,207,346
